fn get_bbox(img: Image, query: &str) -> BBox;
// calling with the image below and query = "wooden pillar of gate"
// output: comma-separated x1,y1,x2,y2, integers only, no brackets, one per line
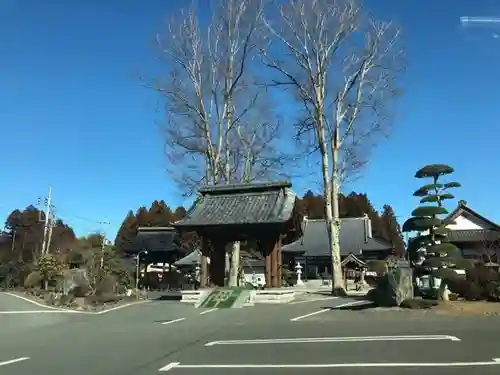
200,237,210,288
263,236,281,288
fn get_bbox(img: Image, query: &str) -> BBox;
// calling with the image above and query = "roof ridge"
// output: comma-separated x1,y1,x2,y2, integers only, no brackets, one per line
445,201,500,230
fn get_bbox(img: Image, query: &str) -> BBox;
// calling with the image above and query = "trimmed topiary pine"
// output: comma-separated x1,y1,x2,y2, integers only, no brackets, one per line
403,164,463,270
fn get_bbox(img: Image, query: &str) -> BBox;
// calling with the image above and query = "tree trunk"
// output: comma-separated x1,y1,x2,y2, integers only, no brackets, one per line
228,241,240,287
329,144,346,296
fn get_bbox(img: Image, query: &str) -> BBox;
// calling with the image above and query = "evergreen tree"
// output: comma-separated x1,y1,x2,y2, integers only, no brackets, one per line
381,204,405,256
114,211,138,254
148,200,173,227
402,164,465,273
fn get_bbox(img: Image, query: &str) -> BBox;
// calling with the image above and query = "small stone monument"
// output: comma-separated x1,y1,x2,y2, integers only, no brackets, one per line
295,262,304,286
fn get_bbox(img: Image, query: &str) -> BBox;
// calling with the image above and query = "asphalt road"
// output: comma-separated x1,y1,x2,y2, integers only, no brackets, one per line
0,292,86,334
2,294,500,375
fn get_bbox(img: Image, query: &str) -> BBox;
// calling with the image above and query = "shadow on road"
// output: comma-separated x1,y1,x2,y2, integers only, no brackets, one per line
149,293,182,302
321,301,377,311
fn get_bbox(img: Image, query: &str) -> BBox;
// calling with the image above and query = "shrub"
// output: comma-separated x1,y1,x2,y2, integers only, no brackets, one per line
85,294,122,306
400,298,438,309
282,269,297,286
482,281,500,302
467,266,499,284
460,282,483,301
444,265,500,301
24,271,43,289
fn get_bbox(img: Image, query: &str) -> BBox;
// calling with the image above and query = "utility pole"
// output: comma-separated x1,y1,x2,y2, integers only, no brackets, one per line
40,186,52,256
100,219,110,269
46,210,56,255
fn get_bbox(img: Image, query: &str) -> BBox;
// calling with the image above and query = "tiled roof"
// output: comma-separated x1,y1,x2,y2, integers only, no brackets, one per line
445,229,500,243
445,201,500,230
174,181,296,227
133,227,185,254
281,218,393,256
175,249,202,266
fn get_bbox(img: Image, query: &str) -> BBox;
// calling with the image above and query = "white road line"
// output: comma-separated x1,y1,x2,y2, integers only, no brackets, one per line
3,293,150,316
289,297,338,305
200,308,218,315
159,358,500,371
0,310,88,314
95,300,150,315
3,292,71,311
0,357,30,367
161,318,186,325
290,299,373,321
205,335,461,346
290,309,329,321
333,300,373,309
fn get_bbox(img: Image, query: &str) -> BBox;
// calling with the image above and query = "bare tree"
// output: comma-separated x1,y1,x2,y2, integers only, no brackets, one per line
262,0,404,294
148,0,292,286
477,231,500,265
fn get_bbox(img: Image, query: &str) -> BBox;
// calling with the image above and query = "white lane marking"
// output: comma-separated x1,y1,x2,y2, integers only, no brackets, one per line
333,300,373,309
3,292,70,311
200,308,218,315
161,318,186,325
159,358,500,371
205,335,461,346
3,293,150,316
95,300,150,315
0,357,30,367
291,299,373,321
0,310,89,314
289,297,338,305
290,309,329,321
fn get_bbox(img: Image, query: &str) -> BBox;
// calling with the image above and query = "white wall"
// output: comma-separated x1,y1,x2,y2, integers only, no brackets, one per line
446,214,487,230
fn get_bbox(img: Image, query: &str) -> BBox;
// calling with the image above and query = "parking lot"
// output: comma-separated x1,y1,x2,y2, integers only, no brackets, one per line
2,292,500,374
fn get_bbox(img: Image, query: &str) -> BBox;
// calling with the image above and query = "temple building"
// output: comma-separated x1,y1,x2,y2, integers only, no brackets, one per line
282,216,394,279
443,200,500,262
173,181,302,288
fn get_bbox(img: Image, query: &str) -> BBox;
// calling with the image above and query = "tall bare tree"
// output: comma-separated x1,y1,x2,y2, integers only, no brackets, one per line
148,0,290,286
262,0,404,294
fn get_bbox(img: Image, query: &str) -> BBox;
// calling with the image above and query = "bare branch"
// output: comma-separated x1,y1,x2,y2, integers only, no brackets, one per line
262,0,404,293
144,0,296,194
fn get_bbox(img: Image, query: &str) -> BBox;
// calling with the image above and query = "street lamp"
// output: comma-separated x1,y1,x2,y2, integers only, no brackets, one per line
135,250,148,291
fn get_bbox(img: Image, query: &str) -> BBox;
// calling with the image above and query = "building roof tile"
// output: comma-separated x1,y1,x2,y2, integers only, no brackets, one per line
282,218,393,257
445,229,500,243
174,181,296,227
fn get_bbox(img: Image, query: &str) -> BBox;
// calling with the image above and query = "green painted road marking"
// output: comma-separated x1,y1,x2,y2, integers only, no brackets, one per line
199,288,244,308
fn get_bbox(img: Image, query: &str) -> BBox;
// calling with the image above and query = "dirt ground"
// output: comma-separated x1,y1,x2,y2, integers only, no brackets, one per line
434,300,500,316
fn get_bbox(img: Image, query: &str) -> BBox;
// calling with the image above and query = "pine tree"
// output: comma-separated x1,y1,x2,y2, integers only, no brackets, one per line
402,164,466,274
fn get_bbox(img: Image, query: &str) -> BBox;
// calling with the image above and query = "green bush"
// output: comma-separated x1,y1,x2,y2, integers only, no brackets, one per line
444,265,500,301
24,271,43,289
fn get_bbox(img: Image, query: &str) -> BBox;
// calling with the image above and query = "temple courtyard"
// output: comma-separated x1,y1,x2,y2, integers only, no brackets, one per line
1,292,500,374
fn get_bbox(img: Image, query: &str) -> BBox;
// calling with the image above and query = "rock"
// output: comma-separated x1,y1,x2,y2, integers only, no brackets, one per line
95,275,116,296
373,267,414,307
60,268,91,297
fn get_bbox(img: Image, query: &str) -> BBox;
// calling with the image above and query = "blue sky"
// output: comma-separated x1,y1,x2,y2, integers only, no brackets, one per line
1,0,499,240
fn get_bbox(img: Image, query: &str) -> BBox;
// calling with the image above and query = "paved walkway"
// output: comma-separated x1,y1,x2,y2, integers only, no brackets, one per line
1,297,500,374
